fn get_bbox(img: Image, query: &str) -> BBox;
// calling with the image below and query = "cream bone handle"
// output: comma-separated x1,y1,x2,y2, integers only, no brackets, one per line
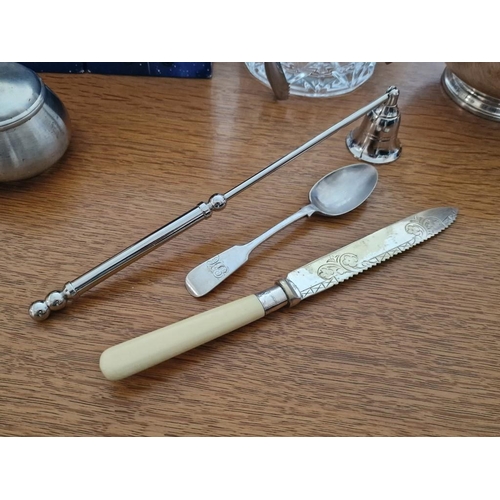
100,283,296,381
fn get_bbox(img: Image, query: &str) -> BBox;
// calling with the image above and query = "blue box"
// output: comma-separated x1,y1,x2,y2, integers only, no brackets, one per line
86,62,150,76
86,62,212,78
20,62,86,74
149,63,212,78
19,62,212,78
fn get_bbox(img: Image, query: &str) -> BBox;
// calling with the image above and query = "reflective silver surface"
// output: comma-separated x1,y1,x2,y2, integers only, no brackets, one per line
441,67,500,122
28,201,222,320
255,285,289,314
29,88,399,320
346,86,402,164
185,164,378,297
264,62,289,100
0,63,44,126
282,207,458,302
0,63,71,182
224,87,397,200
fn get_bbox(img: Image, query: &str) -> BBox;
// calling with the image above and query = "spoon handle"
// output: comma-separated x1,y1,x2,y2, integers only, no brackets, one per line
185,205,315,297
244,204,315,250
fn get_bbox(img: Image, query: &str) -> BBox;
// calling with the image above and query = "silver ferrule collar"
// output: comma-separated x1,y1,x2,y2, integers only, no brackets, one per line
197,202,213,218
63,282,78,299
255,285,288,315
256,279,302,315
276,278,302,307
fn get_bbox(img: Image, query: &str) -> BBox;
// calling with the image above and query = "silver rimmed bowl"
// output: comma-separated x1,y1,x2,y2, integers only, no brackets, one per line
0,63,71,182
442,63,500,122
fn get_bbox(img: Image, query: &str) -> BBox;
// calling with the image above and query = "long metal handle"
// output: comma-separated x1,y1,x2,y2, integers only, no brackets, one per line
29,87,398,321
71,204,211,296
223,88,396,200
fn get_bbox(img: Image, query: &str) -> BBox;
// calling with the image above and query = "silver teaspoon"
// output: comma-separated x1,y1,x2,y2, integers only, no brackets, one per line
185,163,378,297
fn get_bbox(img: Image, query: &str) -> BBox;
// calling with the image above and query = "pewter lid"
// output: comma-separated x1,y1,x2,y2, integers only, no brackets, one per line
0,63,45,130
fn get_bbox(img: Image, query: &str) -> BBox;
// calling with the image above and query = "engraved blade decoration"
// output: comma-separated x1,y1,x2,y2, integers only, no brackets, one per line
286,207,458,300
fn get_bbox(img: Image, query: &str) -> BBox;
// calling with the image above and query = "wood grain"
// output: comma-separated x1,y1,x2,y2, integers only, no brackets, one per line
1,62,499,436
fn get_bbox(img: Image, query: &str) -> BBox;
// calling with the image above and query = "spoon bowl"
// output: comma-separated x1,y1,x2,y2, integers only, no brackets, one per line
185,163,378,297
309,163,378,216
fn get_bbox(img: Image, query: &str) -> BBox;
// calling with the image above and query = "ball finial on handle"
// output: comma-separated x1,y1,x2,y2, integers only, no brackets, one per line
28,300,50,321
29,290,68,321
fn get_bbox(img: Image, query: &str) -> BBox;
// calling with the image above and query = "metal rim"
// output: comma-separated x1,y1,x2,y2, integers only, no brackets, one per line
441,67,500,122
0,75,46,131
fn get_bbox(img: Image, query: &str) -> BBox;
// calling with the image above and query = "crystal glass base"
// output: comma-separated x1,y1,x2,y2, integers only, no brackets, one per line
441,67,500,122
246,62,376,98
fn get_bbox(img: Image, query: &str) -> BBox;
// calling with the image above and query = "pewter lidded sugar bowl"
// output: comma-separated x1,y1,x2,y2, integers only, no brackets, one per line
0,63,71,182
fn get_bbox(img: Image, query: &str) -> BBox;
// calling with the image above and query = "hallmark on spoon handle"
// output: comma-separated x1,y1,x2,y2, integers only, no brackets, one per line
185,247,249,298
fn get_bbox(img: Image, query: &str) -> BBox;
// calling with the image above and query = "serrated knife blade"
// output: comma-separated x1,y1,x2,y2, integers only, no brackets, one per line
284,206,458,301
100,207,458,380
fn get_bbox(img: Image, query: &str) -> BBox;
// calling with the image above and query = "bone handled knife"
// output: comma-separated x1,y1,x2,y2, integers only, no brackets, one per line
100,207,458,381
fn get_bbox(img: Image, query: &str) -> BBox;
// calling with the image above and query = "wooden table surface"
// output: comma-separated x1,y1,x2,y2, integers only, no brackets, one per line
1,62,499,436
